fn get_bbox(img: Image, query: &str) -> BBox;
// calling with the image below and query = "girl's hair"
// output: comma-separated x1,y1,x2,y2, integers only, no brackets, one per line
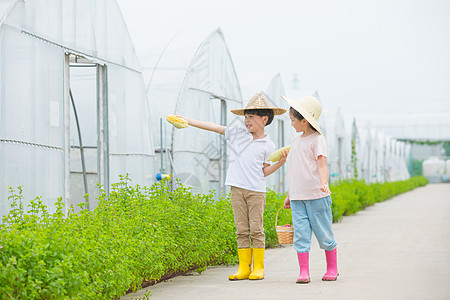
244,109,274,126
289,107,317,132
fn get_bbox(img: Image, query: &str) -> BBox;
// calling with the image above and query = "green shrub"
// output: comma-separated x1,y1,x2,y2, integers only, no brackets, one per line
0,176,428,298
0,177,236,299
329,176,428,222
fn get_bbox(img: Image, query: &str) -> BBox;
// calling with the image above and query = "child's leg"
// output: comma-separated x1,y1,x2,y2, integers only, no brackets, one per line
290,200,313,253
246,190,266,249
291,200,312,283
245,190,266,280
230,187,251,248
306,196,338,281
229,187,252,280
306,196,337,251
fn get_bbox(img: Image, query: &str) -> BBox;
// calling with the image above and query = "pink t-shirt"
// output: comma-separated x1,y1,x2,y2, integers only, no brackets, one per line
287,132,330,200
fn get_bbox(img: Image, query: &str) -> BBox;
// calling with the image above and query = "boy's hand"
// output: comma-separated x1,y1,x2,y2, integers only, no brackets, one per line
321,183,331,194
283,194,291,209
176,115,188,123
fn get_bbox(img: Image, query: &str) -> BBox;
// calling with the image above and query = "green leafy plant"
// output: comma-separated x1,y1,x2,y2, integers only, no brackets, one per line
0,177,236,299
329,176,428,222
0,176,427,298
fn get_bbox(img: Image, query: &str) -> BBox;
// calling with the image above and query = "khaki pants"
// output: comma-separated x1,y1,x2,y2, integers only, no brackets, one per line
230,186,266,249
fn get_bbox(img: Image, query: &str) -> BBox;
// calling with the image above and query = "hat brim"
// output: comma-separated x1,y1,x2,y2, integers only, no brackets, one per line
281,96,322,135
231,107,286,116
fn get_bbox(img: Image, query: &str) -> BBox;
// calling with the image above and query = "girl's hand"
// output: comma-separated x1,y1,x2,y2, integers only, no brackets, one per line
321,183,331,194
278,149,288,164
283,194,291,209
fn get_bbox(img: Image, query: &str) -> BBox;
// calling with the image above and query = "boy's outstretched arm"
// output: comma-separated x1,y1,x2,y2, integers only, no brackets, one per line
179,116,225,135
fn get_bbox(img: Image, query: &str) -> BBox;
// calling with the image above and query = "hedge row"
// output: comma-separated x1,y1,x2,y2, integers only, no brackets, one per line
329,176,428,222
0,178,239,299
0,176,427,299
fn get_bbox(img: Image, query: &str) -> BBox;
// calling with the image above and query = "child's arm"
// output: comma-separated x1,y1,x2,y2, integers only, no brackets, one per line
284,192,291,209
262,149,288,177
317,155,331,194
179,116,225,135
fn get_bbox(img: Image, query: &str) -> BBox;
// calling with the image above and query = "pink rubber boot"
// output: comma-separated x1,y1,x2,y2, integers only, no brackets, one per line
296,252,310,284
322,247,338,281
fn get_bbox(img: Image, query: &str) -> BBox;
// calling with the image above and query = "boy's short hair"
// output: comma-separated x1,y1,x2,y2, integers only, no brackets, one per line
289,107,317,132
244,109,274,126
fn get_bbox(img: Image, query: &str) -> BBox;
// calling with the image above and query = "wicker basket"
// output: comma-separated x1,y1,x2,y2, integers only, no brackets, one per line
275,207,294,244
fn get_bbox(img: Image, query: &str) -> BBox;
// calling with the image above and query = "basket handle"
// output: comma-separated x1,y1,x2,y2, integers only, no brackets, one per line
275,207,286,227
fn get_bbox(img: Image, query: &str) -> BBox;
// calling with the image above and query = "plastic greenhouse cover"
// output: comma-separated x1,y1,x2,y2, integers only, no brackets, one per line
1,0,140,70
143,27,243,193
0,0,154,218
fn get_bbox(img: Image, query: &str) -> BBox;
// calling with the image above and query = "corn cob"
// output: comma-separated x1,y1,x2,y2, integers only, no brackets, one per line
268,145,291,162
166,114,188,129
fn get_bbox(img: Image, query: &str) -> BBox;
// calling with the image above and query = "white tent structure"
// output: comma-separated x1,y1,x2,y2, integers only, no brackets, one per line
0,0,154,217
423,157,445,183
354,119,411,183
355,120,375,182
393,140,411,181
321,107,347,182
144,28,243,194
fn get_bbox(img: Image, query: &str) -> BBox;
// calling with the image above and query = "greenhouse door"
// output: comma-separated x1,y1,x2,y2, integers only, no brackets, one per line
66,55,108,212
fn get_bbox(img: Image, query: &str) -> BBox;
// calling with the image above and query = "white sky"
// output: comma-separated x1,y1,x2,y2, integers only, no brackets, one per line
116,0,450,119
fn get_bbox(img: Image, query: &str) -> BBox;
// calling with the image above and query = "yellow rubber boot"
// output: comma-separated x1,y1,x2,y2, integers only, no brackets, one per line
228,248,252,280
248,248,264,280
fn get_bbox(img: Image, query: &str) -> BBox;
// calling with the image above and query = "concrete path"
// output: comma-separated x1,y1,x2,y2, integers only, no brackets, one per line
122,184,450,300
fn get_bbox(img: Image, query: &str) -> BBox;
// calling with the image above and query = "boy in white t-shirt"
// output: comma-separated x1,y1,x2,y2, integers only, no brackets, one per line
278,95,338,284
179,93,286,280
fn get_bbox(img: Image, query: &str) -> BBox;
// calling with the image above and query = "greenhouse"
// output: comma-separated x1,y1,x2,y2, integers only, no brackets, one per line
320,107,348,181
357,113,450,182
0,0,154,217
352,119,411,183
143,28,243,194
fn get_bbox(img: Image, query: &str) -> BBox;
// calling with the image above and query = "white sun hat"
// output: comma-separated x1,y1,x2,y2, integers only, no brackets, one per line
281,95,323,135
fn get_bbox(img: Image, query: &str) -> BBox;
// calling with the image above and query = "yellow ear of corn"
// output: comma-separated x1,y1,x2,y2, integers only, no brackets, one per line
268,145,291,162
166,114,188,128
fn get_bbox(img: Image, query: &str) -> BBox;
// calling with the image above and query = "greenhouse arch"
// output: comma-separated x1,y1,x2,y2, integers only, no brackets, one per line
144,28,243,195
0,0,154,217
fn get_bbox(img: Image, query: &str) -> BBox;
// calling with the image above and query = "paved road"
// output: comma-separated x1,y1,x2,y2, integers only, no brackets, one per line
122,184,450,300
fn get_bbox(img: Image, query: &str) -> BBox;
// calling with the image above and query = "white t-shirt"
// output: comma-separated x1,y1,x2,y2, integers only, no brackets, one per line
225,127,275,192
287,132,330,200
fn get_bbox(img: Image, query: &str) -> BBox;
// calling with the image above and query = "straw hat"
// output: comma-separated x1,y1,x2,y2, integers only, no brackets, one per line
231,92,286,116
281,95,323,135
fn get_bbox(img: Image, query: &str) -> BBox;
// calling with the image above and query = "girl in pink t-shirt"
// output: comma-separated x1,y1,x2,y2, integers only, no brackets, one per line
279,96,338,284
